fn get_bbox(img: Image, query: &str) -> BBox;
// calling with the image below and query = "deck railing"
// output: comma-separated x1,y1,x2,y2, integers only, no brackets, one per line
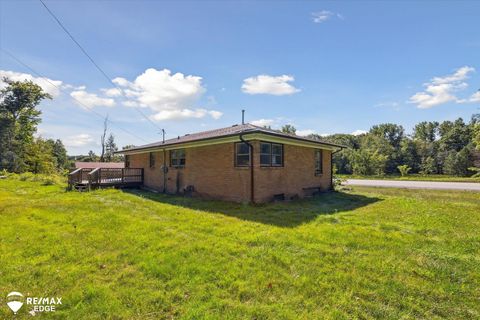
68,167,143,190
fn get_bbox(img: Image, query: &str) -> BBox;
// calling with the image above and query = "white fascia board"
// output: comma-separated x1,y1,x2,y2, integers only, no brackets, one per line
122,133,338,155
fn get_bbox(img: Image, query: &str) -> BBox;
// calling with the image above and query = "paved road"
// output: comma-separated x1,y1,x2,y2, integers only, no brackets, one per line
344,179,480,192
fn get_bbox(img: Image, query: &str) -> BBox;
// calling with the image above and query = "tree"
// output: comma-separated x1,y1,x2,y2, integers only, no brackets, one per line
0,78,51,172
443,147,472,176
24,138,56,174
413,121,439,143
438,118,471,152
281,124,296,135
104,133,118,162
87,150,98,162
474,123,480,150
369,123,405,148
350,149,387,175
46,139,68,170
99,116,108,162
420,156,436,175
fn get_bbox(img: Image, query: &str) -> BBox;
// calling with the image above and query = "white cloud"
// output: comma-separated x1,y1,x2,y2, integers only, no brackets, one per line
250,119,275,127
151,108,222,121
352,130,367,136
101,88,122,97
0,69,63,97
311,10,343,23
112,77,130,87
296,129,316,136
111,68,221,121
242,75,300,95
208,110,223,119
70,90,115,109
375,101,400,109
470,91,480,102
431,66,474,84
63,133,95,147
408,66,475,109
249,117,294,128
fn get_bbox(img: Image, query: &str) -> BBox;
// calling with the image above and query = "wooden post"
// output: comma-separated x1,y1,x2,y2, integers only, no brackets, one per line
121,168,125,184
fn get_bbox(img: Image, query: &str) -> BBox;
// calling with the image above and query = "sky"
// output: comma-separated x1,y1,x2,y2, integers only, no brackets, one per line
1,0,479,154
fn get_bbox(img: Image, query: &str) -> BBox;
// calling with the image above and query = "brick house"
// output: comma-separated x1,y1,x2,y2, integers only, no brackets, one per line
119,124,344,203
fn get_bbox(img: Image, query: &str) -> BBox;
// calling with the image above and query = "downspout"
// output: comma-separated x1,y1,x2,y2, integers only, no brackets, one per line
239,133,254,204
163,148,167,194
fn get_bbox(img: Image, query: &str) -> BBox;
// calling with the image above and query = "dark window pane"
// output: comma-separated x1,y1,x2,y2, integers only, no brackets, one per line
260,143,271,154
272,144,282,155
237,155,250,166
235,143,250,166
170,149,186,167
237,143,249,154
272,155,282,166
315,150,323,174
260,154,270,165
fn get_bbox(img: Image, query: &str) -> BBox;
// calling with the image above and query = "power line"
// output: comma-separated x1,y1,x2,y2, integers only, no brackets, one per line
38,0,164,132
1,49,149,143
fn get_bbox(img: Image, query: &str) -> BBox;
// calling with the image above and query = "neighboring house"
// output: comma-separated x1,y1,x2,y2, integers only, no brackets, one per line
74,162,125,169
118,124,344,203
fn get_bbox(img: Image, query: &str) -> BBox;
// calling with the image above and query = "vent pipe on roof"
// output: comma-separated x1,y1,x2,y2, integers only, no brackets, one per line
242,109,245,125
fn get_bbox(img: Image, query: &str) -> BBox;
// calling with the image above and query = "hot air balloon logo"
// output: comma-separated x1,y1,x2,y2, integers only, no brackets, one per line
6,291,24,314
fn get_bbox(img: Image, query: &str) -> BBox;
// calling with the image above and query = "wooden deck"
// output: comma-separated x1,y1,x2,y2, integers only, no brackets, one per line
68,167,143,191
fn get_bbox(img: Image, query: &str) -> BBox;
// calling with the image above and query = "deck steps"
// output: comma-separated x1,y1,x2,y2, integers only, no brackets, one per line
74,183,88,192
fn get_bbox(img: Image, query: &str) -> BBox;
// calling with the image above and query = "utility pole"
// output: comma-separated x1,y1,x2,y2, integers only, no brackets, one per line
242,109,245,125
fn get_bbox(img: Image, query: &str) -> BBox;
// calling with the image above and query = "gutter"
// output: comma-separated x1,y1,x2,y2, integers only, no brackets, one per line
239,133,255,204
115,130,347,155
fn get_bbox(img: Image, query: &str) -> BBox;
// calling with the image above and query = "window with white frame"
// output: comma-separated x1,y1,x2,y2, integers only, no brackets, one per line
149,152,155,168
170,149,186,168
235,142,250,167
260,142,283,167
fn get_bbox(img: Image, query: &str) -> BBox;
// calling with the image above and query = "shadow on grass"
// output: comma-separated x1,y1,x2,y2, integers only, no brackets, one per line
124,188,381,228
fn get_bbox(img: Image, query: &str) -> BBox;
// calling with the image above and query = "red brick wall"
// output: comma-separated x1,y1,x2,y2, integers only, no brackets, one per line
252,142,332,203
128,141,332,203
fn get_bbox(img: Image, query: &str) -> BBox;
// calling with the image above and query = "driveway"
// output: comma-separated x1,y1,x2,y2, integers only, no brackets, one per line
344,179,480,192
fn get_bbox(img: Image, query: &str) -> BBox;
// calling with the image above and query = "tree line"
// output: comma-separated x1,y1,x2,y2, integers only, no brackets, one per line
0,78,69,173
0,78,121,174
280,116,480,176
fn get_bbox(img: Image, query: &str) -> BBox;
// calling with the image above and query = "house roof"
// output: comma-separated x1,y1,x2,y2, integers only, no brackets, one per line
75,162,125,169
119,123,346,153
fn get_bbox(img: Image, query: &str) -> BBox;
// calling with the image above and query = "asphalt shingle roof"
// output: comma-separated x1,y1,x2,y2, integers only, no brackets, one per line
120,123,345,152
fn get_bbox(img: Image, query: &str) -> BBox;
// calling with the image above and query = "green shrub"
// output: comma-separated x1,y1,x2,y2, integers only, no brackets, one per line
19,172,35,181
468,167,480,178
41,177,57,186
12,172,65,185
397,165,411,177
332,166,346,190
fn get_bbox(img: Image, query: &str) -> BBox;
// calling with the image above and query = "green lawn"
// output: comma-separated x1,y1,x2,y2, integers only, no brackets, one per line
0,179,479,319
338,173,480,183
